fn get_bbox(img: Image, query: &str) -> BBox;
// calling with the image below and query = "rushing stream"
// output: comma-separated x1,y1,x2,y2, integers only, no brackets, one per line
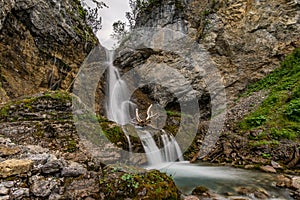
148,162,293,199
104,49,292,200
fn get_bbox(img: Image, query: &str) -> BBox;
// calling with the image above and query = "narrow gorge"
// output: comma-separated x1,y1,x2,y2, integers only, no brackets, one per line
0,0,299,199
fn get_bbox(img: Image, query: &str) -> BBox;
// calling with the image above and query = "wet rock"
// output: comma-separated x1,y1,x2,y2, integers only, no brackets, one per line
259,165,276,173
30,176,58,197
0,159,33,178
41,159,64,174
182,195,200,200
10,188,29,200
191,185,209,195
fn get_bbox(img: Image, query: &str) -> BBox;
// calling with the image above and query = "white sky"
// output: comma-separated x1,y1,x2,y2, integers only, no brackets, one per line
97,0,130,49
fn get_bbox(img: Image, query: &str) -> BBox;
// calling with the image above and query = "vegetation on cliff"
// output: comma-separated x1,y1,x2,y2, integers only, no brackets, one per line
240,48,300,144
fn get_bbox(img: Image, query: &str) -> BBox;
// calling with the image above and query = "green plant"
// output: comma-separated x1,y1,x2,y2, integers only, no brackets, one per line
261,153,272,159
242,115,266,129
285,99,300,122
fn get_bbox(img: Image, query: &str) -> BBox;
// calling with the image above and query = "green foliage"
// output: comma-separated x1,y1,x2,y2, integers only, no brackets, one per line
285,99,300,122
241,115,266,129
245,48,300,95
240,48,300,141
261,153,272,159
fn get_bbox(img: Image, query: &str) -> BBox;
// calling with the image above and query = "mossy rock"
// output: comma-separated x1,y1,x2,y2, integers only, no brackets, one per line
99,164,180,200
191,185,209,195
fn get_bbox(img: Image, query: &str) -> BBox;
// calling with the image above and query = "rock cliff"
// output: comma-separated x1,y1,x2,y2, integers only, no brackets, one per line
115,0,300,104
0,0,98,102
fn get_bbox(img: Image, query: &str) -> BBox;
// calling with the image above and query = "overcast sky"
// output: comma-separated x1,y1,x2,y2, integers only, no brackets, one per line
97,0,130,49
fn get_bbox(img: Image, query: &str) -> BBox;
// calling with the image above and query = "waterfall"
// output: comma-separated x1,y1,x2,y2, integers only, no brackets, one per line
105,49,183,166
139,130,183,166
105,50,135,125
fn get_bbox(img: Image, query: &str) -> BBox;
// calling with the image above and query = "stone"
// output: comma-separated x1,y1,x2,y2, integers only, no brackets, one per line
0,186,9,195
1,181,14,188
0,145,20,156
271,160,282,169
276,175,291,188
183,195,200,200
30,176,58,197
259,165,276,173
191,185,209,195
291,176,300,190
0,0,99,102
10,188,29,200
0,196,10,200
0,159,33,178
61,162,87,177
26,153,50,165
41,159,64,174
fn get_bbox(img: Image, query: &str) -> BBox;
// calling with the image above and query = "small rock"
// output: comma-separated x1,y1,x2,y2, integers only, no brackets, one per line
49,193,63,200
42,159,64,174
291,176,300,190
191,185,209,195
26,145,49,154
0,186,9,195
230,197,250,200
26,153,50,165
61,163,87,177
1,181,14,188
0,159,33,178
244,165,255,169
276,175,291,188
10,188,29,200
259,165,276,173
0,195,10,200
183,195,200,200
30,176,58,197
0,145,20,156
271,160,282,169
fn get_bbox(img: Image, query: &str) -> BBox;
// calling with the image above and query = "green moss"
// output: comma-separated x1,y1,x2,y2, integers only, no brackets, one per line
100,165,180,200
65,139,77,153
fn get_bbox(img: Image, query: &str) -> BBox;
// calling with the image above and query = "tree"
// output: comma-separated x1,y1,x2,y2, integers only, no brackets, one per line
81,0,108,33
111,20,128,42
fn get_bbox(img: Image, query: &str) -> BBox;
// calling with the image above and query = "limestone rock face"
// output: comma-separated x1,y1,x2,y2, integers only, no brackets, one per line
116,0,300,104
0,0,98,102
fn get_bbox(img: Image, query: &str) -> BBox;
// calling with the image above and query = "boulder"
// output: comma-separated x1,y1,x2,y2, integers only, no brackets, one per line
0,159,33,178
99,164,180,200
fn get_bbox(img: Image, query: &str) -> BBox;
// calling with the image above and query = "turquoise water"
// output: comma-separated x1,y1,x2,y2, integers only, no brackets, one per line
147,161,292,199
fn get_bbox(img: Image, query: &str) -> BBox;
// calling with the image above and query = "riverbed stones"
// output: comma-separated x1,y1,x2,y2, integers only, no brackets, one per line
0,159,33,178
259,165,277,173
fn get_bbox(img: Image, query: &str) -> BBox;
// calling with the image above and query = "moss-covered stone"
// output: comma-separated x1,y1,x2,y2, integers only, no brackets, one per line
99,164,180,200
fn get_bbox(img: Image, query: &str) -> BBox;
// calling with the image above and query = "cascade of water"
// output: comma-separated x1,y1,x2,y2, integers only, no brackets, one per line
139,130,163,165
105,50,135,125
104,49,183,166
138,129,183,166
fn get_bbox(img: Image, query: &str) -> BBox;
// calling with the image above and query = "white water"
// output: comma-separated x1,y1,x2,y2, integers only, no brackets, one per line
105,50,134,125
138,130,183,166
105,50,183,166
